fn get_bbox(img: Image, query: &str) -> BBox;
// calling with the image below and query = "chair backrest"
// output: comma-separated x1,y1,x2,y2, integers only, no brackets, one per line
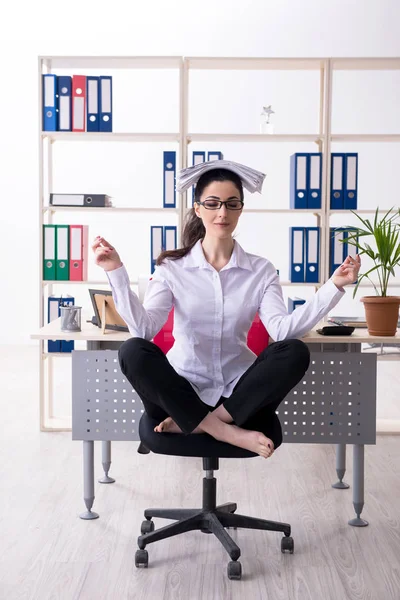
153,309,269,356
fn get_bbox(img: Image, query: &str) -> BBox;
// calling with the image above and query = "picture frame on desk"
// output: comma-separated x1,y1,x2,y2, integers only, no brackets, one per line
89,289,128,333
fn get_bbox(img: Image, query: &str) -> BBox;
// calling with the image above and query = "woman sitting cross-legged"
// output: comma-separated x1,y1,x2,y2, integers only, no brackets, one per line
92,161,360,459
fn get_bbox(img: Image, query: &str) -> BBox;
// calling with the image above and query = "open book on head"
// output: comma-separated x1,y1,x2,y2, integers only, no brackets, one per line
176,160,266,194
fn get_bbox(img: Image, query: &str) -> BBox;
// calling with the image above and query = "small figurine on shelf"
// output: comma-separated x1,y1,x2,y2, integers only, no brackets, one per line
260,105,275,134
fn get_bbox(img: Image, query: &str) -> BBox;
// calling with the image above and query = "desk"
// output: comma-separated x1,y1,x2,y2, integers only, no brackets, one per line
31,321,400,433
31,321,399,527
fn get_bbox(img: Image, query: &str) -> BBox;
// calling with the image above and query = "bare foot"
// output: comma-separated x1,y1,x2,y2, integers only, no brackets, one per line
154,417,202,434
154,417,182,433
229,426,274,458
199,413,275,459
154,416,275,458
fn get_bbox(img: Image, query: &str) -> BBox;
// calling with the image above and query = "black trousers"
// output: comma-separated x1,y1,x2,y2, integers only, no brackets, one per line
118,338,310,450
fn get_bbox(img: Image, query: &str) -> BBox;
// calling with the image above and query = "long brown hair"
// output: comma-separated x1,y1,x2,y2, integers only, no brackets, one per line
156,168,244,265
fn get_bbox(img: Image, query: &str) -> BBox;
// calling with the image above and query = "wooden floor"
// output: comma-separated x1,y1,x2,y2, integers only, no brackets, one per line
1,346,400,600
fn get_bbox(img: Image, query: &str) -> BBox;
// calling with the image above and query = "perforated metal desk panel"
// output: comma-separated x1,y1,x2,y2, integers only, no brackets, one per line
72,350,376,445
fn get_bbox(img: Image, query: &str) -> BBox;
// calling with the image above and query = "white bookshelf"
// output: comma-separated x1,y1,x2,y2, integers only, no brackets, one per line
37,56,400,431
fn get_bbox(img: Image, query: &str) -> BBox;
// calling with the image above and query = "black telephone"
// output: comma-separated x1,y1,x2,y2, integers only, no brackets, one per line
316,325,355,336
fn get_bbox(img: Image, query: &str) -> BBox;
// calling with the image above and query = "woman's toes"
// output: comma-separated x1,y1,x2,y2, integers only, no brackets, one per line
264,439,274,452
259,438,274,459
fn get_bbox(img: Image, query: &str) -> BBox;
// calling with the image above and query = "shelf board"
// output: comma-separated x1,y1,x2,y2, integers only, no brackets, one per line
331,58,400,70
41,415,72,432
42,279,400,289
41,132,180,143
243,209,322,214
43,352,73,358
280,281,400,289
376,418,400,434
42,280,138,286
40,56,400,72
43,132,400,144
187,133,323,143
40,56,182,70
43,206,179,214
331,134,400,142
186,57,326,70
40,279,322,288
329,208,398,215
353,281,400,288
42,132,400,144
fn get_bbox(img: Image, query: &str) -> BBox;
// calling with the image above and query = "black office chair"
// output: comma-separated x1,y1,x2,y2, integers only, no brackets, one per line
135,412,293,581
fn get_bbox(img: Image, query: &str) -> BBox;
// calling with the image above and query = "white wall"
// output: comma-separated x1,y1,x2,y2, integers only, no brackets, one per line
1,0,400,345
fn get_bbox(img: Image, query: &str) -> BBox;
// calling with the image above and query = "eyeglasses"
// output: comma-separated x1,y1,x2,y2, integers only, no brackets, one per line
197,199,244,211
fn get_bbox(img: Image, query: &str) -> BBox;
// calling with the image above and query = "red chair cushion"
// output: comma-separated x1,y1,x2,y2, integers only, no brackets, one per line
153,310,175,354
247,313,270,355
153,309,269,356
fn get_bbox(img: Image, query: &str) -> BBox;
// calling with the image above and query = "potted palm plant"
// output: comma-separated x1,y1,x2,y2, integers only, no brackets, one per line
342,207,400,336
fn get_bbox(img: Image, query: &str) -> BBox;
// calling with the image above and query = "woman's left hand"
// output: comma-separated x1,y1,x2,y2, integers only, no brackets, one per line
331,254,361,290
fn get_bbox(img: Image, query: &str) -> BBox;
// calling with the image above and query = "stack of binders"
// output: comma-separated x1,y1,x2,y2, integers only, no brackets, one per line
330,153,358,209
290,153,322,209
42,74,113,133
43,225,89,281
289,227,320,283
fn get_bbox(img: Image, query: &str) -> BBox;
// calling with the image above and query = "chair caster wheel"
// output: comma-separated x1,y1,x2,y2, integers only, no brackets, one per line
281,536,294,554
140,519,155,534
227,560,242,580
135,549,149,568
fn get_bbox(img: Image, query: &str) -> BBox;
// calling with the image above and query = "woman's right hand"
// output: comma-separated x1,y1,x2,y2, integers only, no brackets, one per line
92,236,123,272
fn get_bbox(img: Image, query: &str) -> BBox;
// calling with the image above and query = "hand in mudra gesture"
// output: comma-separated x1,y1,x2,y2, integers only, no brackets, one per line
331,254,361,289
92,236,123,272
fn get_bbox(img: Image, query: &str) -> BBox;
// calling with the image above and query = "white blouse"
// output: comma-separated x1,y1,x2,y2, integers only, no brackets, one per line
107,239,344,407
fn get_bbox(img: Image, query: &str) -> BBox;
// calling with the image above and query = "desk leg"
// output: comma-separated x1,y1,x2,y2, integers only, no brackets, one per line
99,441,116,484
332,444,350,489
349,444,368,527
80,441,99,520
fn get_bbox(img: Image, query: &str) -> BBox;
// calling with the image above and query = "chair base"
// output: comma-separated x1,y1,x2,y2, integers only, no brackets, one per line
138,503,291,562
135,459,293,579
